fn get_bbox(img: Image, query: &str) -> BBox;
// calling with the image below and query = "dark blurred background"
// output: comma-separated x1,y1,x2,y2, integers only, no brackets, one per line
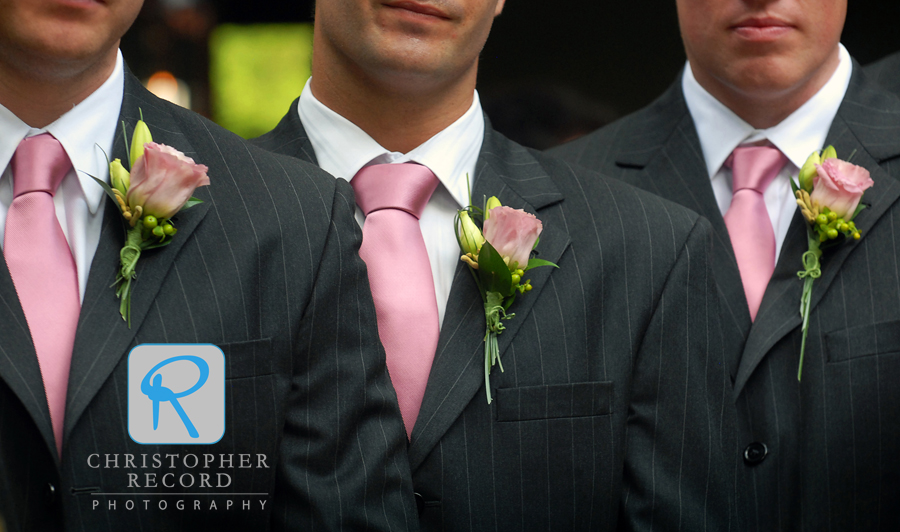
121,0,900,148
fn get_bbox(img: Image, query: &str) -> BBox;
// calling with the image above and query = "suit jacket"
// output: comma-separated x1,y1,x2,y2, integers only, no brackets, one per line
551,62,900,531
0,71,418,531
254,109,738,531
864,51,900,96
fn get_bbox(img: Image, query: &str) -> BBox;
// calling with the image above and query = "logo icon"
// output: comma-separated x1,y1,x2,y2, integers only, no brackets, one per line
129,344,225,444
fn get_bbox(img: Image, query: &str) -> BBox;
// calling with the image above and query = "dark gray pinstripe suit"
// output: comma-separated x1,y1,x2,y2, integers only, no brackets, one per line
551,62,900,531
0,72,418,531
865,51,900,96
254,108,739,531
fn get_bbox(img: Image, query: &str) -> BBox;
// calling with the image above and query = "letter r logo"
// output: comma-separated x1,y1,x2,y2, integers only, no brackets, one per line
128,344,225,444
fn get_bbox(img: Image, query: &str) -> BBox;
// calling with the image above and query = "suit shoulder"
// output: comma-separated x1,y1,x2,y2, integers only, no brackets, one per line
529,146,703,242
547,112,640,169
140,94,340,202
863,51,900,95
548,80,686,171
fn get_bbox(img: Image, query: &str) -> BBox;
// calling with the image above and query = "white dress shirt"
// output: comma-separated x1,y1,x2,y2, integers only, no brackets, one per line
682,43,852,261
298,78,484,327
0,51,124,302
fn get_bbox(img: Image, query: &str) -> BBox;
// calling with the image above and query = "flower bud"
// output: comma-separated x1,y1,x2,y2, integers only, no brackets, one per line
109,158,131,195
798,150,820,192
130,119,153,168
485,196,502,219
821,145,837,161
457,210,485,255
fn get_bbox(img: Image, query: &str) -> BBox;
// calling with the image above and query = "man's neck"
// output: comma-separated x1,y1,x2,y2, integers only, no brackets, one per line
310,54,477,154
694,51,842,130
0,49,117,128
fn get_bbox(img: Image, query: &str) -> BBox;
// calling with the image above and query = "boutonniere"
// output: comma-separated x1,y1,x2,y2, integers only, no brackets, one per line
792,146,873,380
455,194,558,403
91,113,210,326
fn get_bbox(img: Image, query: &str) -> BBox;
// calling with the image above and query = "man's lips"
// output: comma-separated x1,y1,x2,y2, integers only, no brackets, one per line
730,17,794,40
383,1,452,20
52,0,105,8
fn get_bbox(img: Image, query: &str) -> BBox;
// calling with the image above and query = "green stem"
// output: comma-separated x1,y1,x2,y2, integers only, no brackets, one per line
484,330,495,404
796,234,822,381
117,224,144,325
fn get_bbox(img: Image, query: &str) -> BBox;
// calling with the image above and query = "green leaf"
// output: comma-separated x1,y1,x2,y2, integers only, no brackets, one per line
789,177,800,194
477,241,514,297
525,258,559,271
850,202,867,221
182,197,204,210
142,240,173,251
88,173,122,206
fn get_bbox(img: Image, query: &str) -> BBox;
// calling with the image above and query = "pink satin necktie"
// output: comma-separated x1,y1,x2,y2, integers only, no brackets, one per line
4,134,81,457
724,145,787,321
352,163,440,438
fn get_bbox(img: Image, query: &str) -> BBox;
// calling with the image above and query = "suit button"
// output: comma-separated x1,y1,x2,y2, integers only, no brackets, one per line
46,482,57,504
414,492,425,515
743,442,768,466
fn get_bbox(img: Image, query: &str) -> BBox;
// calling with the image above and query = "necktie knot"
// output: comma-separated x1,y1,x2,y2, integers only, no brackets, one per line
726,145,786,194
11,134,71,197
352,163,439,219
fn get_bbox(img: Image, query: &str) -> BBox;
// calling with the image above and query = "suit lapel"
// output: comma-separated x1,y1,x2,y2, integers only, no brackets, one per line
733,67,900,397
614,82,751,375
63,73,210,443
252,98,318,165
408,127,569,471
0,252,58,460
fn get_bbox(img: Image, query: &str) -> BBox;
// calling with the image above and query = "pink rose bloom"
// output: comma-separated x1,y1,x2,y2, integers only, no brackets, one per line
810,159,874,219
127,142,210,219
482,206,543,270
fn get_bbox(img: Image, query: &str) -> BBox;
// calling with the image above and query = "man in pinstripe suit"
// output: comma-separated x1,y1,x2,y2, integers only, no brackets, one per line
552,0,900,529
0,0,417,530
255,0,739,529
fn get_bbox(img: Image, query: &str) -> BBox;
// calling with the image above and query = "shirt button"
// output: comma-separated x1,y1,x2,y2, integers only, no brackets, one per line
46,482,57,505
743,442,768,466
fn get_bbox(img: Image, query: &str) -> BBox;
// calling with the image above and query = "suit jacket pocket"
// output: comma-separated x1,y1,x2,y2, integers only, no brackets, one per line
495,382,613,422
825,320,900,362
218,338,274,379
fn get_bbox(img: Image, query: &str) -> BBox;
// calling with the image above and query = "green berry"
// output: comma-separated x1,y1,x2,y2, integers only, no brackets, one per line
163,224,177,236
143,215,158,229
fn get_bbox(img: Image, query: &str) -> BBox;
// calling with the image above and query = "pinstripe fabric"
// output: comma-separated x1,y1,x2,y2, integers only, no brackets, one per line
551,61,900,531
255,112,738,531
863,52,900,96
0,70,417,532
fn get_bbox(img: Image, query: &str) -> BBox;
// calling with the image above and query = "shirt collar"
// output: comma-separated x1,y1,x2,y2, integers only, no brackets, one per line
298,77,484,209
0,50,124,214
683,43,853,178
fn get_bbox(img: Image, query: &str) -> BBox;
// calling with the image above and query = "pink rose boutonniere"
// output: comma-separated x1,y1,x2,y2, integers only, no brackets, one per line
92,113,210,325
793,146,873,379
456,195,558,403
